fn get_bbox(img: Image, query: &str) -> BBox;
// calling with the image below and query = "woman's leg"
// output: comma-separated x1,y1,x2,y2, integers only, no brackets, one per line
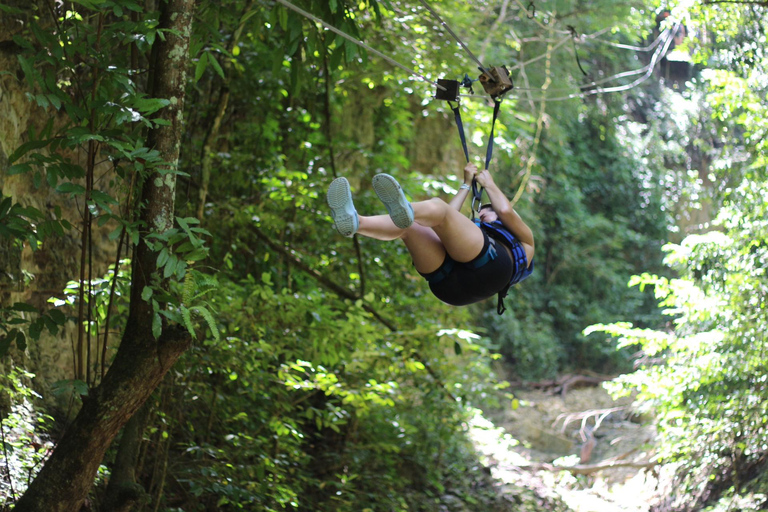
357,198,485,271
329,175,484,272
358,216,446,274
412,198,485,263
371,174,485,264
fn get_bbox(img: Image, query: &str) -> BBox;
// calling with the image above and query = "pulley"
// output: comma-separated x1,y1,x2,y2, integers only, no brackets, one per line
478,66,513,98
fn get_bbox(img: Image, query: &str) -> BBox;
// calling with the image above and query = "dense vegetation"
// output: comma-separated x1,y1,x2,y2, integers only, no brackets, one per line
0,0,766,510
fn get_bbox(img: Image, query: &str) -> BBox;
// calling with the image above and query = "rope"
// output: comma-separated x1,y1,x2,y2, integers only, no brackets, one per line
416,0,492,78
567,26,588,76
273,0,446,91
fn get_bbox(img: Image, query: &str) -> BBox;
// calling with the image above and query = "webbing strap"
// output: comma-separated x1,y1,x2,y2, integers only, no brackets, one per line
450,103,470,164
449,98,503,217
471,99,503,214
485,99,502,170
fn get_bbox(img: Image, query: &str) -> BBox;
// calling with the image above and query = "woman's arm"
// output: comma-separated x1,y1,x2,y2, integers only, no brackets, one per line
448,162,477,211
476,169,535,261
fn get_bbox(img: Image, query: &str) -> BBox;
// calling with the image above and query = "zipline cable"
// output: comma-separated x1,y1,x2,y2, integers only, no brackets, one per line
506,23,679,102
273,0,446,91
454,24,677,98
416,0,493,77
275,0,681,108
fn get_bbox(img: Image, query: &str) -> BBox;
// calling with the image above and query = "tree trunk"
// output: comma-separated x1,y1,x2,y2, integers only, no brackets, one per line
13,1,195,510
102,402,152,512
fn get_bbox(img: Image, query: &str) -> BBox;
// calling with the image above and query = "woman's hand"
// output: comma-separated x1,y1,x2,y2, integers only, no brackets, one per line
463,162,478,184
474,169,496,189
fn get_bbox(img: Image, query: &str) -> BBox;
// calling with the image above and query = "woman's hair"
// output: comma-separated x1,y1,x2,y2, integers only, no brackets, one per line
479,203,494,211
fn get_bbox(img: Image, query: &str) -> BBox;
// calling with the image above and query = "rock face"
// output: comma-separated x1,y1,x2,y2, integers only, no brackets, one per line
0,10,118,406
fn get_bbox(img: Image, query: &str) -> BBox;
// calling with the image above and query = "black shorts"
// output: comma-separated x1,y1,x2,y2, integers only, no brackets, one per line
418,230,515,306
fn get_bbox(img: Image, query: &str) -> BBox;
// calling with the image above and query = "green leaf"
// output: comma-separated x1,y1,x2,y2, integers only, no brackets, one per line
184,248,208,262
141,286,153,302
108,224,123,241
180,305,196,338
11,302,38,313
0,334,12,357
157,247,169,268
207,53,226,80
15,330,26,351
48,309,67,325
47,93,62,110
194,305,220,341
72,379,89,396
195,52,208,82
133,96,170,115
8,163,32,175
56,182,86,196
16,55,40,89
29,318,43,340
152,311,162,339
91,190,119,205
0,196,10,217
454,341,462,356
164,256,177,278
42,314,58,335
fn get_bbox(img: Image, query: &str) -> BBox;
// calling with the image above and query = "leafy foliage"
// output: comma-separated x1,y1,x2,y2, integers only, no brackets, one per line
6,0,768,510
587,3,768,507
0,369,53,500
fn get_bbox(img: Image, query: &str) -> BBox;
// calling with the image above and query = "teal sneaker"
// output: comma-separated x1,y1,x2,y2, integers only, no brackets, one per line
327,177,359,237
372,173,414,229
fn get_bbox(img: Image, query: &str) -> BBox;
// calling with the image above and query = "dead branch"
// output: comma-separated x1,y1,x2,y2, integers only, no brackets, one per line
530,458,657,475
553,406,627,436
521,373,614,395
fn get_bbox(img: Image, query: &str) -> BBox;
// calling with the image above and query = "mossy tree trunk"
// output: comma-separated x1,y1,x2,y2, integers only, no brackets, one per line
13,0,195,510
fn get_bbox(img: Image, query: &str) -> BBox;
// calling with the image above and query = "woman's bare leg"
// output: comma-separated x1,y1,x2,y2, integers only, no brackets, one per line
358,216,446,273
412,198,485,262
357,197,485,272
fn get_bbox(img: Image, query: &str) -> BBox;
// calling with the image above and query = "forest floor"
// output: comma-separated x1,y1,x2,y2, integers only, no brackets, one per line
470,381,668,511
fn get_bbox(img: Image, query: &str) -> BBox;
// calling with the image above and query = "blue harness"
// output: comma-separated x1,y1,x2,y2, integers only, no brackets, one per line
475,220,534,314
426,221,533,314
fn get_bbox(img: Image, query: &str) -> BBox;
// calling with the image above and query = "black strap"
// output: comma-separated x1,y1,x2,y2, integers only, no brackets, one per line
450,102,470,164
485,99,502,170
472,99,502,213
450,97,503,217
497,285,510,315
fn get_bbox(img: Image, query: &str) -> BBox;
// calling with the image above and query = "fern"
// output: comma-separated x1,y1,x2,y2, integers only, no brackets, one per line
193,305,219,341
180,305,196,338
182,269,195,306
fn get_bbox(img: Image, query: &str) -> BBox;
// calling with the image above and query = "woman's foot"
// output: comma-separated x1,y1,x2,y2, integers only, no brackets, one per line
372,173,414,229
327,177,359,237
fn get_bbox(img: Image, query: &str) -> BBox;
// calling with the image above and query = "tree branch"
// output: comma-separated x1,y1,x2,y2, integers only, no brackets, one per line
531,458,656,475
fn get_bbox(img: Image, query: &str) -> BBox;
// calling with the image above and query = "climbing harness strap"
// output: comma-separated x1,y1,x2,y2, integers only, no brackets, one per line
471,99,503,216
476,220,535,315
424,257,455,285
424,222,533,315
423,238,498,286
450,102,470,164
447,93,503,218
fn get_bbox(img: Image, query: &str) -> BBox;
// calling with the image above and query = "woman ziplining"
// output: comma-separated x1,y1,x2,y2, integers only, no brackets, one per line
326,163,534,314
